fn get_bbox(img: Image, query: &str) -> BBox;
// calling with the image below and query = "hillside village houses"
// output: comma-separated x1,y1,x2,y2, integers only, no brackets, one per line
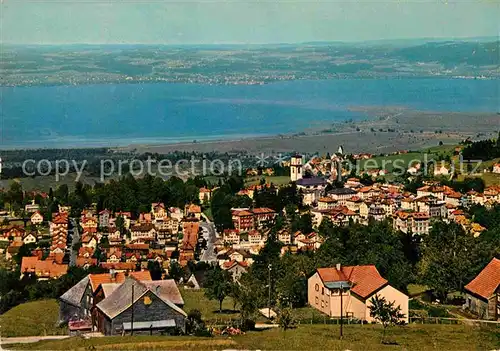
0,149,497,308
492,163,500,174
5,155,497,287
30,210,44,225
3,147,497,275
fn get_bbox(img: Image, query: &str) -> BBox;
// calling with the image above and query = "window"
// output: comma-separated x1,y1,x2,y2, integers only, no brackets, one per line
315,297,319,305
321,301,324,308
315,284,319,292
322,287,324,295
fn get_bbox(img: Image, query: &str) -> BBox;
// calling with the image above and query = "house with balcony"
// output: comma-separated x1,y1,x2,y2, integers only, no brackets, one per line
232,209,254,232
308,264,408,323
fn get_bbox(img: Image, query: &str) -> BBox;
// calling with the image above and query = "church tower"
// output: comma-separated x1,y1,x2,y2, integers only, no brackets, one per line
290,154,303,182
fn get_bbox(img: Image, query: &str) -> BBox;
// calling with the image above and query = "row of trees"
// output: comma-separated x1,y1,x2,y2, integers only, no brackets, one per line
462,132,500,160
1,173,211,220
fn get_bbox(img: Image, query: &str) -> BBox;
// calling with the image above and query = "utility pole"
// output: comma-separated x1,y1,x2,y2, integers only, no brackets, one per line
339,287,343,339
130,284,134,336
268,263,272,319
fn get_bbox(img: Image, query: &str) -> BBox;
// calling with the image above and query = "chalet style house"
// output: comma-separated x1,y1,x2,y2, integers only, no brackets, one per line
59,271,186,335
59,271,152,324
308,264,408,323
95,277,186,335
464,258,500,320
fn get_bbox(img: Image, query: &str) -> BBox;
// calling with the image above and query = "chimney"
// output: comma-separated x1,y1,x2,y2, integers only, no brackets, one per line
336,263,341,271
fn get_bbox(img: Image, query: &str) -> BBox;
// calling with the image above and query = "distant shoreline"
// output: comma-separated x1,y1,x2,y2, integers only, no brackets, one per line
1,75,497,89
1,108,497,154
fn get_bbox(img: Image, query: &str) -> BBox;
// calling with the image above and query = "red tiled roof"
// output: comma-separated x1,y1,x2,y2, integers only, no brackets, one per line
318,197,336,203
89,270,152,292
182,221,199,250
317,265,388,299
52,212,68,225
232,209,253,217
187,204,201,213
222,260,249,269
126,243,150,250
252,207,276,214
21,256,68,278
75,257,97,267
464,258,500,300
358,186,372,193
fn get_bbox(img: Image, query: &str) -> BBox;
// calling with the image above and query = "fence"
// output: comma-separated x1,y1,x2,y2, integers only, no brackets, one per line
409,316,500,327
208,316,500,328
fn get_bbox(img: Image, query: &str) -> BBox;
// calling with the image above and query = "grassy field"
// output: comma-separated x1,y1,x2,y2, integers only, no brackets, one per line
8,324,499,350
480,172,500,186
407,284,430,297
244,175,290,187
180,289,239,323
358,152,437,172
0,299,67,337
457,173,500,187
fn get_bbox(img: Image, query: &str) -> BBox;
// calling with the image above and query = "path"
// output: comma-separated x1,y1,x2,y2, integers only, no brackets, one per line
0,335,69,346
68,218,80,267
200,218,217,263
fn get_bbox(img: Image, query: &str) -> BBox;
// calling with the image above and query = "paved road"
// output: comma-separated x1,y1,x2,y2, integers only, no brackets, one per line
200,221,217,263
68,218,80,267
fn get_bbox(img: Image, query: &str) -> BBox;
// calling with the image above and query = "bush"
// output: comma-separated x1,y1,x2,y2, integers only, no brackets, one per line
187,309,203,323
194,326,213,337
427,306,449,318
240,318,255,332
409,299,426,310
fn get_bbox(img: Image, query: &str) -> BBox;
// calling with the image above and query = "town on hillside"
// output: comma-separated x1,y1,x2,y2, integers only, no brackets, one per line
0,142,499,344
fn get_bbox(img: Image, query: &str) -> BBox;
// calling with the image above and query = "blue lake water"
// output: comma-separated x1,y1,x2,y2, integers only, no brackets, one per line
0,79,498,149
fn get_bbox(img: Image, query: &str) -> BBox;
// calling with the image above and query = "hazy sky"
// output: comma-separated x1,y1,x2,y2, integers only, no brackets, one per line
1,0,499,44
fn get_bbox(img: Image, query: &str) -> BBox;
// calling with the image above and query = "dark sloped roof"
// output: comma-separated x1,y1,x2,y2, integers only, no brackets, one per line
296,177,327,186
142,280,184,306
192,271,208,288
96,277,187,319
328,188,357,195
60,276,89,307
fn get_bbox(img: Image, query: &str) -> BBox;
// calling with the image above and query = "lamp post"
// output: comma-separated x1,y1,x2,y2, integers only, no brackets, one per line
268,264,272,319
327,281,351,339
130,284,134,336
340,286,343,338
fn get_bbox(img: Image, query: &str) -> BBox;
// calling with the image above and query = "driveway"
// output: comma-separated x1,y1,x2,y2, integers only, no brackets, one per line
68,218,81,267
0,335,69,346
199,221,217,263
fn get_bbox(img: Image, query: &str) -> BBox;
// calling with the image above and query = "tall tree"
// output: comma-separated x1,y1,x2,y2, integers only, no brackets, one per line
418,221,485,301
204,266,233,312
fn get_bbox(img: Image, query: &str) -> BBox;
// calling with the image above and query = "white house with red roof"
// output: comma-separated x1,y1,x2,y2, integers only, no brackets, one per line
98,209,111,228
308,264,408,323
30,211,44,225
492,163,500,174
464,258,500,320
